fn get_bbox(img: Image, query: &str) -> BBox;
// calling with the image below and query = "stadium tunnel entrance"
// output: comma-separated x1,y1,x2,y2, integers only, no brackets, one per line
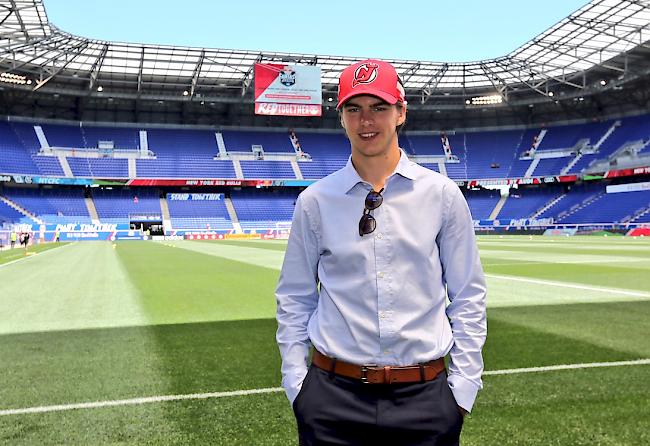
130,214,164,236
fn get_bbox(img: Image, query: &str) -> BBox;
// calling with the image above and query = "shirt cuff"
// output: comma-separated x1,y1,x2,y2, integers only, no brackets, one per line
447,373,481,413
283,367,308,405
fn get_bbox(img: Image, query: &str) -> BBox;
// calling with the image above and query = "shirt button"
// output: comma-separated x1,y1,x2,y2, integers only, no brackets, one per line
376,233,383,239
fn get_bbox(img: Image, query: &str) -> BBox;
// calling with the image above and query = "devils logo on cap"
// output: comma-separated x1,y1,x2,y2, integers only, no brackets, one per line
352,62,378,88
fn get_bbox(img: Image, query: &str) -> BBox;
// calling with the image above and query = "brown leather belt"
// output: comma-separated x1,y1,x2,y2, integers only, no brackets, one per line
311,350,445,384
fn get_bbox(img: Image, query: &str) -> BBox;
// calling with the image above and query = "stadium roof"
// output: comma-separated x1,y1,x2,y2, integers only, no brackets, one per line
0,0,649,129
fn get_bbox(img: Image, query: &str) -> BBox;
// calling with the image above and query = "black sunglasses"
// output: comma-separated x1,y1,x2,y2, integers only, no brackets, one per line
359,188,384,236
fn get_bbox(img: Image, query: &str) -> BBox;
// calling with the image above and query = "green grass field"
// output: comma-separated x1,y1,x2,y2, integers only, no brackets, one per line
0,235,649,445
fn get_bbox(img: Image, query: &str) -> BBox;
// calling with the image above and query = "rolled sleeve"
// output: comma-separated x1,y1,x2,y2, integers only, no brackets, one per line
438,183,488,412
275,193,321,404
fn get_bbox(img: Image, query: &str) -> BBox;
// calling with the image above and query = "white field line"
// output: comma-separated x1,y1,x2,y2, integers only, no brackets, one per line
484,258,650,267
1,359,649,416
483,358,650,375
0,242,76,269
485,273,650,298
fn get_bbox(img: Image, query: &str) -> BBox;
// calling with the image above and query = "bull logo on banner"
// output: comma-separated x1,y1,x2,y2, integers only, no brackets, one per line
280,68,296,87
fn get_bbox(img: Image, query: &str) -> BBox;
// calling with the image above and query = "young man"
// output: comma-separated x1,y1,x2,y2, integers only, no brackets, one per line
276,59,487,445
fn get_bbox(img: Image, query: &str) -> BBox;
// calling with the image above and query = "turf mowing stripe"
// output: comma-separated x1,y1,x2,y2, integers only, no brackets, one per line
2,359,649,416
486,273,650,298
0,242,75,269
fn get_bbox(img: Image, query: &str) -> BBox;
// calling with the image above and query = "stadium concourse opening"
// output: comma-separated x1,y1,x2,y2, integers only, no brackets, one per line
130,214,164,237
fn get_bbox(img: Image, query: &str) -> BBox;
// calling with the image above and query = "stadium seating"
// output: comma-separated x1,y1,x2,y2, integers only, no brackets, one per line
166,194,233,230
294,132,350,179
137,128,235,178
557,188,650,224
2,186,90,224
538,183,602,221
497,186,563,220
229,189,298,229
2,113,648,181
82,125,140,150
68,158,129,178
222,130,294,153
465,189,501,219
0,199,24,224
2,114,649,229
240,161,296,179
92,188,161,222
568,114,650,173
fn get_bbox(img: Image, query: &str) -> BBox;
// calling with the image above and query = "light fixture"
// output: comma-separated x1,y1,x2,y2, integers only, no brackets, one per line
327,97,333,102
600,80,607,86
465,99,471,105
97,85,103,92
0,72,30,85
548,91,554,97
468,95,502,105
182,90,189,96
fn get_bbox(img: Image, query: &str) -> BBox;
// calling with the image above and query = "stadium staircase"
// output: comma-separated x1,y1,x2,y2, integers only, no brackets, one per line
562,153,583,175
215,132,228,158
556,191,605,222
232,159,244,179
594,120,622,151
532,193,566,219
84,196,99,222
57,155,73,177
524,157,542,178
128,158,137,178
290,160,303,179
489,196,508,220
224,197,242,232
0,195,44,224
159,196,172,233
629,206,650,223
564,120,621,174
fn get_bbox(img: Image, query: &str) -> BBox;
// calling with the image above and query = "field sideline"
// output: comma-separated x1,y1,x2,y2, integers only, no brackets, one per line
0,235,649,445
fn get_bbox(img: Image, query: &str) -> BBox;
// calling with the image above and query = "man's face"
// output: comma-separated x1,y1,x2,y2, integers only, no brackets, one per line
340,95,406,159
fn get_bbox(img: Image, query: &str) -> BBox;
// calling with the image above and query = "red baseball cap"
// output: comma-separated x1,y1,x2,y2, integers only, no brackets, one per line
337,59,405,109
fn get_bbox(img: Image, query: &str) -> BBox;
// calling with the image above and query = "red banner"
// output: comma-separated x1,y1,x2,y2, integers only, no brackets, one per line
128,179,261,187
254,63,322,117
254,103,321,117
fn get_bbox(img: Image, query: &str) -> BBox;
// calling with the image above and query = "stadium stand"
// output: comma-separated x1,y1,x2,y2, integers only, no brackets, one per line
2,186,90,224
67,158,129,178
136,128,235,178
294,132,350,179
0,122,42,175
229,189,298,230
2,114,648,182
240,161,296,179
557,187,650,224
497,186,564,220
465,189,501,220
92,188,161,223
166,194,233,230
0,198,24,224
222,130,295,153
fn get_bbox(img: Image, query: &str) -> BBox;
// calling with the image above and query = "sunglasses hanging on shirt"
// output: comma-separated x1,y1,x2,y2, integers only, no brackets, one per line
359,188,384,236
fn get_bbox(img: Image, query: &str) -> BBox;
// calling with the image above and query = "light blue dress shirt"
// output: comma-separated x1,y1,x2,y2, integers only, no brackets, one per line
276,150,487,412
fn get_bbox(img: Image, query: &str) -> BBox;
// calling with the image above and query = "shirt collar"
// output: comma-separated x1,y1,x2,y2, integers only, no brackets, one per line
340,149,418,194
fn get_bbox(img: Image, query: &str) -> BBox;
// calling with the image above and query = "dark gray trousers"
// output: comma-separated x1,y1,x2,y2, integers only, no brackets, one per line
293,365,464,446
